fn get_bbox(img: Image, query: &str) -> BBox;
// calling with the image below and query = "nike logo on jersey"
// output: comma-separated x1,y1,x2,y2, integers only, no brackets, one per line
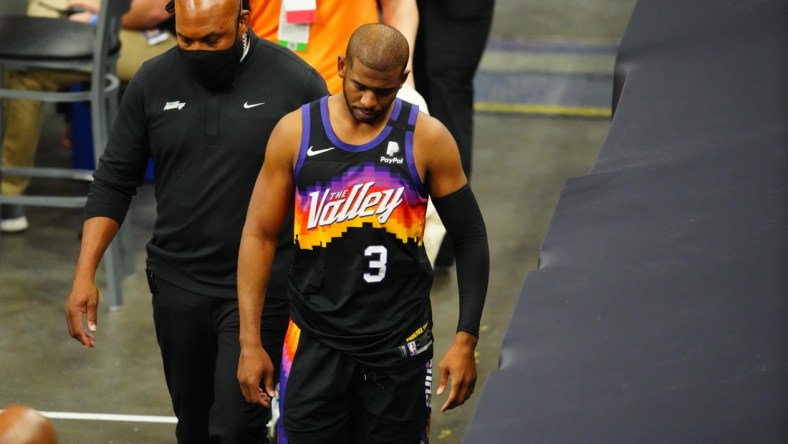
243,101,265,109
307,146,336,156
163,101,186,111
306,182,405,229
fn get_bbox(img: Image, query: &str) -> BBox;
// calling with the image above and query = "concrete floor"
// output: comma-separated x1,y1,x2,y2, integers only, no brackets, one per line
0,0,637,442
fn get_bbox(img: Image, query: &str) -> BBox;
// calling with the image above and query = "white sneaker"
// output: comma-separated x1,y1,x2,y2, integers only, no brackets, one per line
0,205,29,233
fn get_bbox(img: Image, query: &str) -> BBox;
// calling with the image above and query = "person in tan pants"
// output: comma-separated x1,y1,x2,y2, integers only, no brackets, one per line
0,0,174,232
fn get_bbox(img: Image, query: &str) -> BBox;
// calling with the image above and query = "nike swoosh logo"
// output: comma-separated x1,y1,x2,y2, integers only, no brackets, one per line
307,146,335,156
243,101,265,109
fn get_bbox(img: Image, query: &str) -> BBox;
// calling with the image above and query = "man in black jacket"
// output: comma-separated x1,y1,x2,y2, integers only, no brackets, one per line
64,0,327,442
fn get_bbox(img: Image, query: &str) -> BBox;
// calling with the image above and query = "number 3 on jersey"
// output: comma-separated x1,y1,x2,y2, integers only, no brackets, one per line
363,245,387,283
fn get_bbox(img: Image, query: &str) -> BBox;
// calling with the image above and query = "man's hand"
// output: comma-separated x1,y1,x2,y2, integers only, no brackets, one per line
66,1,99,23
238,345,276,408
67,1,99,13
436,331,478,412
64,279,99,348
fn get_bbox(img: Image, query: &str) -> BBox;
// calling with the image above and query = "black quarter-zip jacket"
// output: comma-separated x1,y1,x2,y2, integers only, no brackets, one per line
86,33,328,297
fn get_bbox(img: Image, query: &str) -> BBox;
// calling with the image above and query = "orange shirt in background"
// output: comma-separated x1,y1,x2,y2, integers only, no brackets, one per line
249,0,379,94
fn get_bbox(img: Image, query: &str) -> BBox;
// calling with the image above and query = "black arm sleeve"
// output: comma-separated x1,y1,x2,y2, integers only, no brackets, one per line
432,184,489,337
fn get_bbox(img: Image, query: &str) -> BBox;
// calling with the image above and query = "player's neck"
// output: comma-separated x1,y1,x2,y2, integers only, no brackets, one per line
327,94,393,145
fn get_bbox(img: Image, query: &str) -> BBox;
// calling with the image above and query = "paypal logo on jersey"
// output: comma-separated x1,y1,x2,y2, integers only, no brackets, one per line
386,141,400,157
380,141,403,164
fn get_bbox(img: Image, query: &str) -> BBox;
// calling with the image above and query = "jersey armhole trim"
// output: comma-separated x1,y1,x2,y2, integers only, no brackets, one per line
406,125,428,197
294,103,311,177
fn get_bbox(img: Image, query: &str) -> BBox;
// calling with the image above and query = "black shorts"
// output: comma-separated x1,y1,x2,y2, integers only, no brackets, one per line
278,321,432,444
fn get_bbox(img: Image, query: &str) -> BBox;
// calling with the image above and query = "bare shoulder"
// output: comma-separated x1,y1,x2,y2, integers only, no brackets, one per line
266,107,305,165
414,112,453,144
412,112,467,197
269,108,303,148
274,108,304,136
413,112,461,164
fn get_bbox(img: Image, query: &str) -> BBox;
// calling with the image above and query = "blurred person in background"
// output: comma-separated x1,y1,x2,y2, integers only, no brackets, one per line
1,0,174,233
413,0,495,266
248,0,418,94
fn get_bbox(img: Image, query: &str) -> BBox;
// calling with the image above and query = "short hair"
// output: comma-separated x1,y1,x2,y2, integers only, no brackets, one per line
346,24,409,73
168,0,246,14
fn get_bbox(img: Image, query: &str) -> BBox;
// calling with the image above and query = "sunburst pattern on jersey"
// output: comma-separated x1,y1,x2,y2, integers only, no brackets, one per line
294,163,427,250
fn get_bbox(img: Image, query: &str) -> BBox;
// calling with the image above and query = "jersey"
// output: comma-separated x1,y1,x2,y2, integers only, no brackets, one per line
288,96,434,370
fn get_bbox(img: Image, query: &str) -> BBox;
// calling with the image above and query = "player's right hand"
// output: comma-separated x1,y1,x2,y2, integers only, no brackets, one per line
238,345,276,408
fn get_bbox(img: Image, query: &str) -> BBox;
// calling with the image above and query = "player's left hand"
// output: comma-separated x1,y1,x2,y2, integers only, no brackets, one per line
436,331,478,412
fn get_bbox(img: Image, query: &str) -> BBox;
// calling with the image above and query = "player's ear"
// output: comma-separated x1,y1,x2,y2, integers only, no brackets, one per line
337,55,347,79
399,69,410,86
239,9,251,36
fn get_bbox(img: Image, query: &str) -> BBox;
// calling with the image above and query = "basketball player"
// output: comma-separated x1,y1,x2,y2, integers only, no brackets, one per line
237,23,489,443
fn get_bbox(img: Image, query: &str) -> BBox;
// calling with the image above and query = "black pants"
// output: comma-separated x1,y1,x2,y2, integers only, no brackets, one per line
414,0,495,182
149,272,289,444
414,0,495,265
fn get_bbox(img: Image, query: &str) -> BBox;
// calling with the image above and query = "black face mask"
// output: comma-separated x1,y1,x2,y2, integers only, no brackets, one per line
179,12,245,90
